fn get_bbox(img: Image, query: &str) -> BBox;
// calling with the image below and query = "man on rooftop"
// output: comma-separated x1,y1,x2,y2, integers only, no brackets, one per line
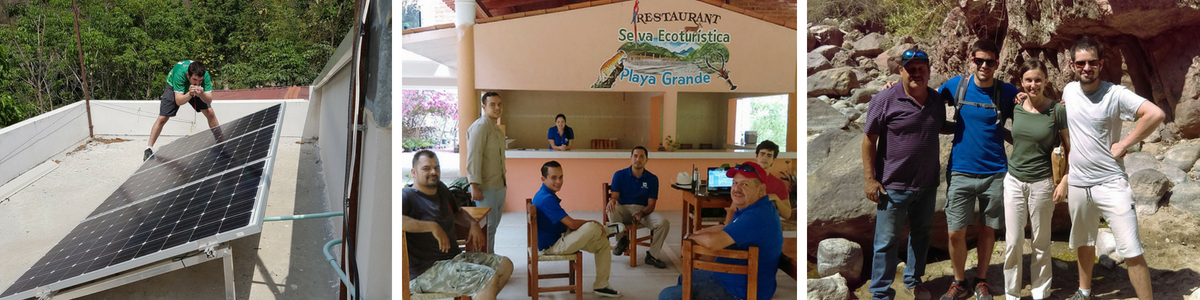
145,60,219,161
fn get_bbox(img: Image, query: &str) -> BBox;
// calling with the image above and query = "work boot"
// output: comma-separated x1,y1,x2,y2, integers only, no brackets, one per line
143,148,153,161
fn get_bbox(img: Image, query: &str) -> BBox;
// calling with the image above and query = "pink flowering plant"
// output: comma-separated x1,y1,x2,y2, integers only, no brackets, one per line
402,90,459,151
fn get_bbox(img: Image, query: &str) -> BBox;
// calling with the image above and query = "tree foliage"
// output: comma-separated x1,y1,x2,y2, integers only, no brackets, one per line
749,97,787,152
0,0,353,125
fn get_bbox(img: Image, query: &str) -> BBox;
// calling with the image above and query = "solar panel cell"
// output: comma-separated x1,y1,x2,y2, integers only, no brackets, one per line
1,104,282,299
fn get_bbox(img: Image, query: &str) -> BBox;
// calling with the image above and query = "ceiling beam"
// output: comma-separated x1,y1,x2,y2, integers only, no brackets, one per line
475,0,491,18
479,0,553,9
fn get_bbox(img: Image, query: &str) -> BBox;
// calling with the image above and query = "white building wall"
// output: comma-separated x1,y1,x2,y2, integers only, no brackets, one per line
0,102,89,186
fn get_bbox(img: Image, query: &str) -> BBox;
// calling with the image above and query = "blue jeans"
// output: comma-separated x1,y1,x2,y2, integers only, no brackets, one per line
658,269,738,300
869,189,935,300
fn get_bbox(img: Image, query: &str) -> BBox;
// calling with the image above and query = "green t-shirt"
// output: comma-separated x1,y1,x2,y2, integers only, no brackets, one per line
1008,101,1067,182
167,60,212,93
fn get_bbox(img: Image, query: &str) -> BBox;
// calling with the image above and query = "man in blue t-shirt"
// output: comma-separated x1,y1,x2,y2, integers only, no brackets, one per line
607,146,670,268
936,40,1018,300
533,161,622,297
658,161,782,300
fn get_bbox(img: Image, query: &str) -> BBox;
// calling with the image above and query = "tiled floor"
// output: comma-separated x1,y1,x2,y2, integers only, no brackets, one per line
490,210,799,299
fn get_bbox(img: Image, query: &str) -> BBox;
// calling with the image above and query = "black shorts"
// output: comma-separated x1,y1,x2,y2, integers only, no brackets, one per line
159,84,210,117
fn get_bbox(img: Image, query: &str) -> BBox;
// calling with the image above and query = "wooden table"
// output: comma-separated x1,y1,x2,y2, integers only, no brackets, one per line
680,191,732,244
782,238,798,279
457,207,491,252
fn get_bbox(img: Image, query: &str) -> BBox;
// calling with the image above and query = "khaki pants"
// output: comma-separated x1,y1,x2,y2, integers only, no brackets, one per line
544,222,613,289
1002,174,1055,300
607,204,670,257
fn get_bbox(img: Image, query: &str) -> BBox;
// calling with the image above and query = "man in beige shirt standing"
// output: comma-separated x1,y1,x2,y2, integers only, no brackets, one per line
468,92,508,253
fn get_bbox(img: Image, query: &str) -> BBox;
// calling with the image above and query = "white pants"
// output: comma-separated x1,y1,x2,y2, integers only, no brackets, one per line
1067,178,1145,258
1001,174,1055,300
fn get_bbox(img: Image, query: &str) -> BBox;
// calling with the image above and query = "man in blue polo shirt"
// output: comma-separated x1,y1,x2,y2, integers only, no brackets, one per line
607,146,670,269
936,40,1018,300
533,161,622,297
658,161,782,300
863,47,941,300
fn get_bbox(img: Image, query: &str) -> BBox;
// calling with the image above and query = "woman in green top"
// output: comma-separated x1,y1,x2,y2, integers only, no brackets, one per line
1001,59,1071,300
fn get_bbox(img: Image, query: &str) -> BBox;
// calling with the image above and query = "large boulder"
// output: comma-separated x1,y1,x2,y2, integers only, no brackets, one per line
817,238,863,284
808,52,833,75
1157,165,1188,186
874,42,915,74
1095,228,1125,269
840,107,863,122
807,30,816,52
1163,143,1200,172
1171,181,1200,217
810,25,845,48
1124,152,1163,176
851,68,872,85
807,136,884,257
807,274,849,300
851,32,888,58
808,67,859,97
808,98,850,134
970,0,1200,139
1179,57,1200,138
850,87,881,104
809,133,959,257
1130,169,1172,216
831,50,855,69
813,45,841,60
808,128,858,175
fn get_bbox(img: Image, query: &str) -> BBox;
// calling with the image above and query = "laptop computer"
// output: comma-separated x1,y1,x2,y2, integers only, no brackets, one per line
707,167,732,195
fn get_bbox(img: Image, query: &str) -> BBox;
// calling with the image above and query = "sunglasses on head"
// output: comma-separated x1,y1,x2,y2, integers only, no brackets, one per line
1073,59,1101,68
902,49,928,61
733,163,759,176
972,57,998,68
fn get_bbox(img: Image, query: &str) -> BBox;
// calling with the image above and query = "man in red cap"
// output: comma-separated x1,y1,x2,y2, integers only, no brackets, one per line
658,161,782,300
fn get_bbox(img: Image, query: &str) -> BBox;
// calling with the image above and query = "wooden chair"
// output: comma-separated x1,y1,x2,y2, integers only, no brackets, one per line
601,183,653,267
526,198,584,299
402,231,471,300
682,238,760,300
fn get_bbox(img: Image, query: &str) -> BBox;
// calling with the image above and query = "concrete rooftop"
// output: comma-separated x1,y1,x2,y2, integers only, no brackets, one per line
0,135,340,300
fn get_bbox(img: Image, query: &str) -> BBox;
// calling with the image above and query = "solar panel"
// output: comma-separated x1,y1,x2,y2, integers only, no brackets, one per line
0,103,285,300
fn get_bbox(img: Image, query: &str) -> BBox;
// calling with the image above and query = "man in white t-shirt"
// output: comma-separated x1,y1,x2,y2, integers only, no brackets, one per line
1061,36,1164,300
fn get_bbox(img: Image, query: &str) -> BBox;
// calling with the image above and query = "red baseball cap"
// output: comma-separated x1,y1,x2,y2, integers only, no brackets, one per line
725,161,767,182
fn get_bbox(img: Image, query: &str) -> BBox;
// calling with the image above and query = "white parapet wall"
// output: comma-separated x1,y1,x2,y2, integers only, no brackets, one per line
88,100,309,137
0,102,91,187
0,99,308,188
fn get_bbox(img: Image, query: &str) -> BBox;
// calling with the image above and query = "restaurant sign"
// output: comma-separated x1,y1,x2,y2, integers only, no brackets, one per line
591,0,737,90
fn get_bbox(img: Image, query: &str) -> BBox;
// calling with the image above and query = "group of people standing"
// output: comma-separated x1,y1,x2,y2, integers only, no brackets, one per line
864,37,1162,300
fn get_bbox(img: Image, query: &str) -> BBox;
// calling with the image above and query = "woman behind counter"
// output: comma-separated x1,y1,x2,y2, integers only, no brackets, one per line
548,114,574,150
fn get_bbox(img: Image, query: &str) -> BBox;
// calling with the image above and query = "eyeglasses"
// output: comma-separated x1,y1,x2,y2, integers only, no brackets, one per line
1073,59,1101,69
902,49,928,61
972,57,998,68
